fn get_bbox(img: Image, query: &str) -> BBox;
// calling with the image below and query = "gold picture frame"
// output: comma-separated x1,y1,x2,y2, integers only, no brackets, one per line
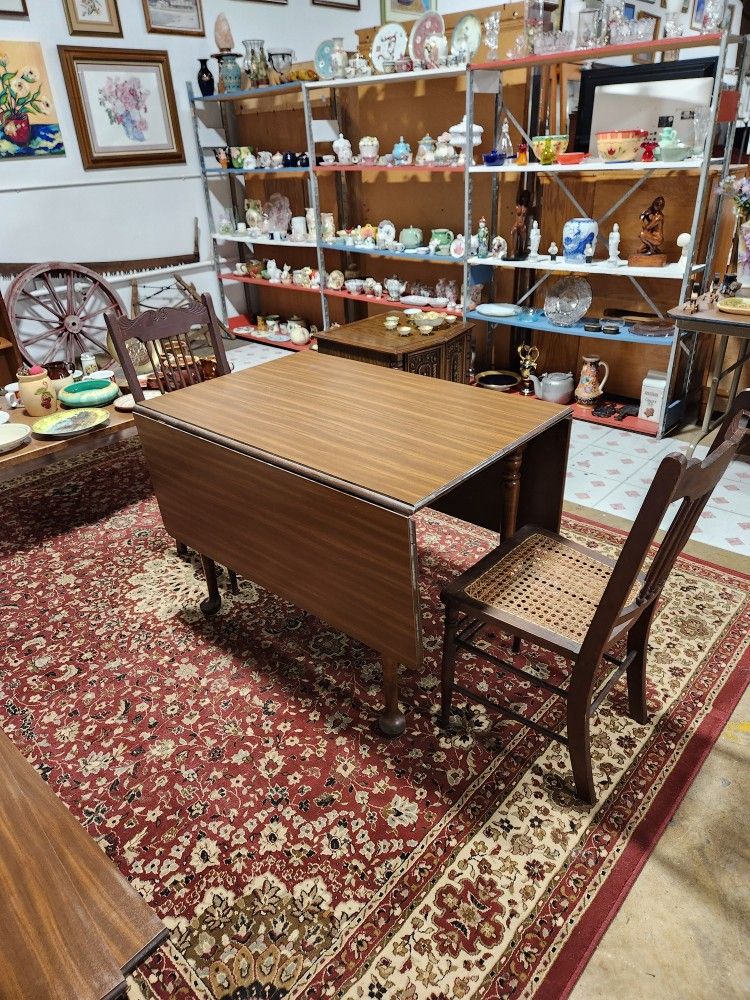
142,0,204,36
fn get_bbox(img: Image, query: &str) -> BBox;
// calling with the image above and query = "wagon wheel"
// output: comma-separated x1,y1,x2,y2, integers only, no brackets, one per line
7,262,126,367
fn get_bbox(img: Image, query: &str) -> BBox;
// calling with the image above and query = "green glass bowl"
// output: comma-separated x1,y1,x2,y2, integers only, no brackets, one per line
57,379,120,408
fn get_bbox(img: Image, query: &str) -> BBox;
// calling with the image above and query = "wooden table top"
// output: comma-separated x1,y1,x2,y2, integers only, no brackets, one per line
0,402,135,479
316,315,473,354
136,352,569,509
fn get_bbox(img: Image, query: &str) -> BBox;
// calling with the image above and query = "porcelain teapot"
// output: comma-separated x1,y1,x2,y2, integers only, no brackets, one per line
384,276,407,300
528,371,574,404
287,319,311,345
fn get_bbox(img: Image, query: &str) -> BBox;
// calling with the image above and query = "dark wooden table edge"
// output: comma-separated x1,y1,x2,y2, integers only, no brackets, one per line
120,927,170,977
133,407,417,517
415,405,573,511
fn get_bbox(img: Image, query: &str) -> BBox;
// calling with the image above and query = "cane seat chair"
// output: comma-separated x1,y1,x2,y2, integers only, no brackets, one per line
105,294,238,612
440,417,747,805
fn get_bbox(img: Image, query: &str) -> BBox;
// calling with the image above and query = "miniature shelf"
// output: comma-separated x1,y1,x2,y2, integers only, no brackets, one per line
305,65,468,91
205,166,310,177
213,233,317,248
465,310,675,345
191,81,304,103
321,243,462,264
467,256,694,280
315,163,464,174
470,33,723,73
470,157,711,175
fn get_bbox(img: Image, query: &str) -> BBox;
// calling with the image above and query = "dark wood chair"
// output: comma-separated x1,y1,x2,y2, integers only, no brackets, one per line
707,387,749,454
105,294,238,612
439,416,747,805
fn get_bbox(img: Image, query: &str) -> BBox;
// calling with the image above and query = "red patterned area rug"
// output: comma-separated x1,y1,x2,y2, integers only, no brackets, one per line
1,440,748,1000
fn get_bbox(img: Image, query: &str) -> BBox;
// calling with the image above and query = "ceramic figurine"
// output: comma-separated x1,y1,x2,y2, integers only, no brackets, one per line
359,136,379,164
491,235,507,258
517,140,528,166
528,220,541,259
584,241,594,264
434,133,455,165
416,133,435,165
508,191,531,260
424,34,448,68
321,212,335,241
499,118,513,159
271,151,284,169
266,259,282,283
563,217,599,263
477,216,490,258
333,133,353,164
575,355,609,407
608,223,621,263
676,232,691,271
258,150,272,168
629,196,667,267
245,198,262,229
280,264,292,285
282,151,297,168
392,136,411,166
305,207,317,238
217,147,229,169
242,150,257,170
327,269,345,290
548,241,558,262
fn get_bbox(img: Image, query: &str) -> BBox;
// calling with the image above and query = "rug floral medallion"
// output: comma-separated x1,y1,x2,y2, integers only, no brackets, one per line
1,441,748,1000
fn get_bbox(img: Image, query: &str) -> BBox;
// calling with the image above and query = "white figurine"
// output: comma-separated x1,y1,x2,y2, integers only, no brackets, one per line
280,263,292,284
332,133,353,165
584,241,594,263
548,241,559,262
242,150,257,170
266,259,281,282
608,223,621,264
676,232,691,272
528,220,541,259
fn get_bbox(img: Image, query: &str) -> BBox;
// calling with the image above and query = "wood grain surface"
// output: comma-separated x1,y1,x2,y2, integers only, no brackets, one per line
315,316,473,355
137,352,568,509
0,731,166,1000
136,416,421,665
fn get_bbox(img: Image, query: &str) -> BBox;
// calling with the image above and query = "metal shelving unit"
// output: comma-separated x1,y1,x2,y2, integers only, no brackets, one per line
462,29,749,437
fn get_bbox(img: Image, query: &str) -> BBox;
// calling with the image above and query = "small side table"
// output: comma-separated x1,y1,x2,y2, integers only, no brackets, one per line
315,315,473,384
668,299,750,442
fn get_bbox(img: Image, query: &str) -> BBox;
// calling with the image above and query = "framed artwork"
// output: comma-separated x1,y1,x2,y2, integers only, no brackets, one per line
313,0,360,8
0,0,28,15
63,0,122,37
691,0,706,30
142,0,204,36
0,41,65,159
633,12,661,63
237,0,287,6
57,46,184,169
381,0,436,24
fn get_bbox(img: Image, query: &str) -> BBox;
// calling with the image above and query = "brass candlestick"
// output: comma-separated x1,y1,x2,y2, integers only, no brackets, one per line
517,343,539,396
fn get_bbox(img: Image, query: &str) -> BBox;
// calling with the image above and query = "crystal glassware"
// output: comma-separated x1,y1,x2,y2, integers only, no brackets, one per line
483,12,500,60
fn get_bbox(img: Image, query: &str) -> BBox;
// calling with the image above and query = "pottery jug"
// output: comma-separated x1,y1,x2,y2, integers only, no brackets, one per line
197,59,215,97
563,217,598,263
430,228,454,252
575,356,609,406
529,371,574,404
18,368,58,416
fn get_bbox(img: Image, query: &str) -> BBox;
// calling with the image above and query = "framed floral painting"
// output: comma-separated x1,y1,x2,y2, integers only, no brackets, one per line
142,0,204,36
58,46,184,169
0,0,29,17
62,0,122,36
380,0,435,23
0,41,65,159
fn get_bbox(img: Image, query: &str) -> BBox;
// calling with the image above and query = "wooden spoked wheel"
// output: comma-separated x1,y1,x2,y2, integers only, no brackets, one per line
7,263,126,366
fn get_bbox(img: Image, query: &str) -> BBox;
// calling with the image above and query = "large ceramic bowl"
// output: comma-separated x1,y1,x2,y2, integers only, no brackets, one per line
596,129,647,163
531,134,569,160
57,378,119,408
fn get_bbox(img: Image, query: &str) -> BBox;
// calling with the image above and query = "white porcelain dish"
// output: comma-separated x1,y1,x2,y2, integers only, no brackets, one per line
0,423,31,453
475,303,522,317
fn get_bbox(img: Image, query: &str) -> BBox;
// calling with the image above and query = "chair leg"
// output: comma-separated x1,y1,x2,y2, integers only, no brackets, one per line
228,569,239,595
626,604,656,725
440,603,460,729
511,635,521,654
566,700,596,805
199,555,222,617
176,541,188,557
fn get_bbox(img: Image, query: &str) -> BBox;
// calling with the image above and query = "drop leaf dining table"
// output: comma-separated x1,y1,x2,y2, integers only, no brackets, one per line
134,352,571,735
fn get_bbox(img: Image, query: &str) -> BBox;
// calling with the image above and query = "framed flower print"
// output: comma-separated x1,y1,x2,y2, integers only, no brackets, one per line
142,0,204,36
62,0,122,36
58,46,184,169
0,41,65,158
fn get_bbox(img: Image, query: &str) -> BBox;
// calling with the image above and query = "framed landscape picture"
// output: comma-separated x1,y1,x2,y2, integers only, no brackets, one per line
0,41,65,159
142,0,204,34
381,0,435,23
0,0,28,15
57,46,184,169
63,0,122,37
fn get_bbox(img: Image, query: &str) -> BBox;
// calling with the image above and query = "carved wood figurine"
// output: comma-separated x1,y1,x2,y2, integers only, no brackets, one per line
509,190,531,261
628,195,667,268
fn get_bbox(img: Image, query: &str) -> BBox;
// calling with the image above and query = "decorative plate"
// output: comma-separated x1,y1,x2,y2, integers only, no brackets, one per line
57,379,119,408
378,219,396,243
544,277,592,327
114,390,161,412
32,407,109,438
0,423,30,454
451,14,482,59
371,23,408,73
409,12,445,61
314,39,335,80
717,296,750,315
629,320,676,337
476,303,522,317
450,236,466,258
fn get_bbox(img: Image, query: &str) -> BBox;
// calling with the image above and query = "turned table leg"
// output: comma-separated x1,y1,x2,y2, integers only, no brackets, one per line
200,555,222,617
501,446,525,540
378,656,406,737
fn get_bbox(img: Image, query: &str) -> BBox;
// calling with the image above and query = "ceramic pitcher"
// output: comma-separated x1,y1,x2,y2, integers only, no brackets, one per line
575,356,609,407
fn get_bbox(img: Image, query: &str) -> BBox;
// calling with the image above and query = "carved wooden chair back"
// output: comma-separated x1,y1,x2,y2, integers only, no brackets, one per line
707,388,750,454
105,293,230,403
581,416,747,664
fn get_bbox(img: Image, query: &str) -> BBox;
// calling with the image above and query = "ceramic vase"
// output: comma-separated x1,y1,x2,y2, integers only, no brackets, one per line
18,368,57,416
575,355,609,407
563,217,599,263
197,59,215,97
218,54,242,93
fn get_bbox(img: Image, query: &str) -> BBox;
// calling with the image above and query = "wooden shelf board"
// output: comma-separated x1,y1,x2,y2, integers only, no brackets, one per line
315,163,464,174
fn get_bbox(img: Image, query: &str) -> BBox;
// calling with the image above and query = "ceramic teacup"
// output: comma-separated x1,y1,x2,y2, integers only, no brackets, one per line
3,382,19,408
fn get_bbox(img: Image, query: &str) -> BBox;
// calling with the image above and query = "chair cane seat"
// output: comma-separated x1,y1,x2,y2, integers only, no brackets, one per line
461,531,639,645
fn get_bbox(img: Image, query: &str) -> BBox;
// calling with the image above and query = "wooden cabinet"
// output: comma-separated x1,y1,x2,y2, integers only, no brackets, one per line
316,316,472,383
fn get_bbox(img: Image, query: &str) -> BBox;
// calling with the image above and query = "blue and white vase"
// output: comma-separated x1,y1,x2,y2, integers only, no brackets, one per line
218,54,242,93
563,217,598,263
